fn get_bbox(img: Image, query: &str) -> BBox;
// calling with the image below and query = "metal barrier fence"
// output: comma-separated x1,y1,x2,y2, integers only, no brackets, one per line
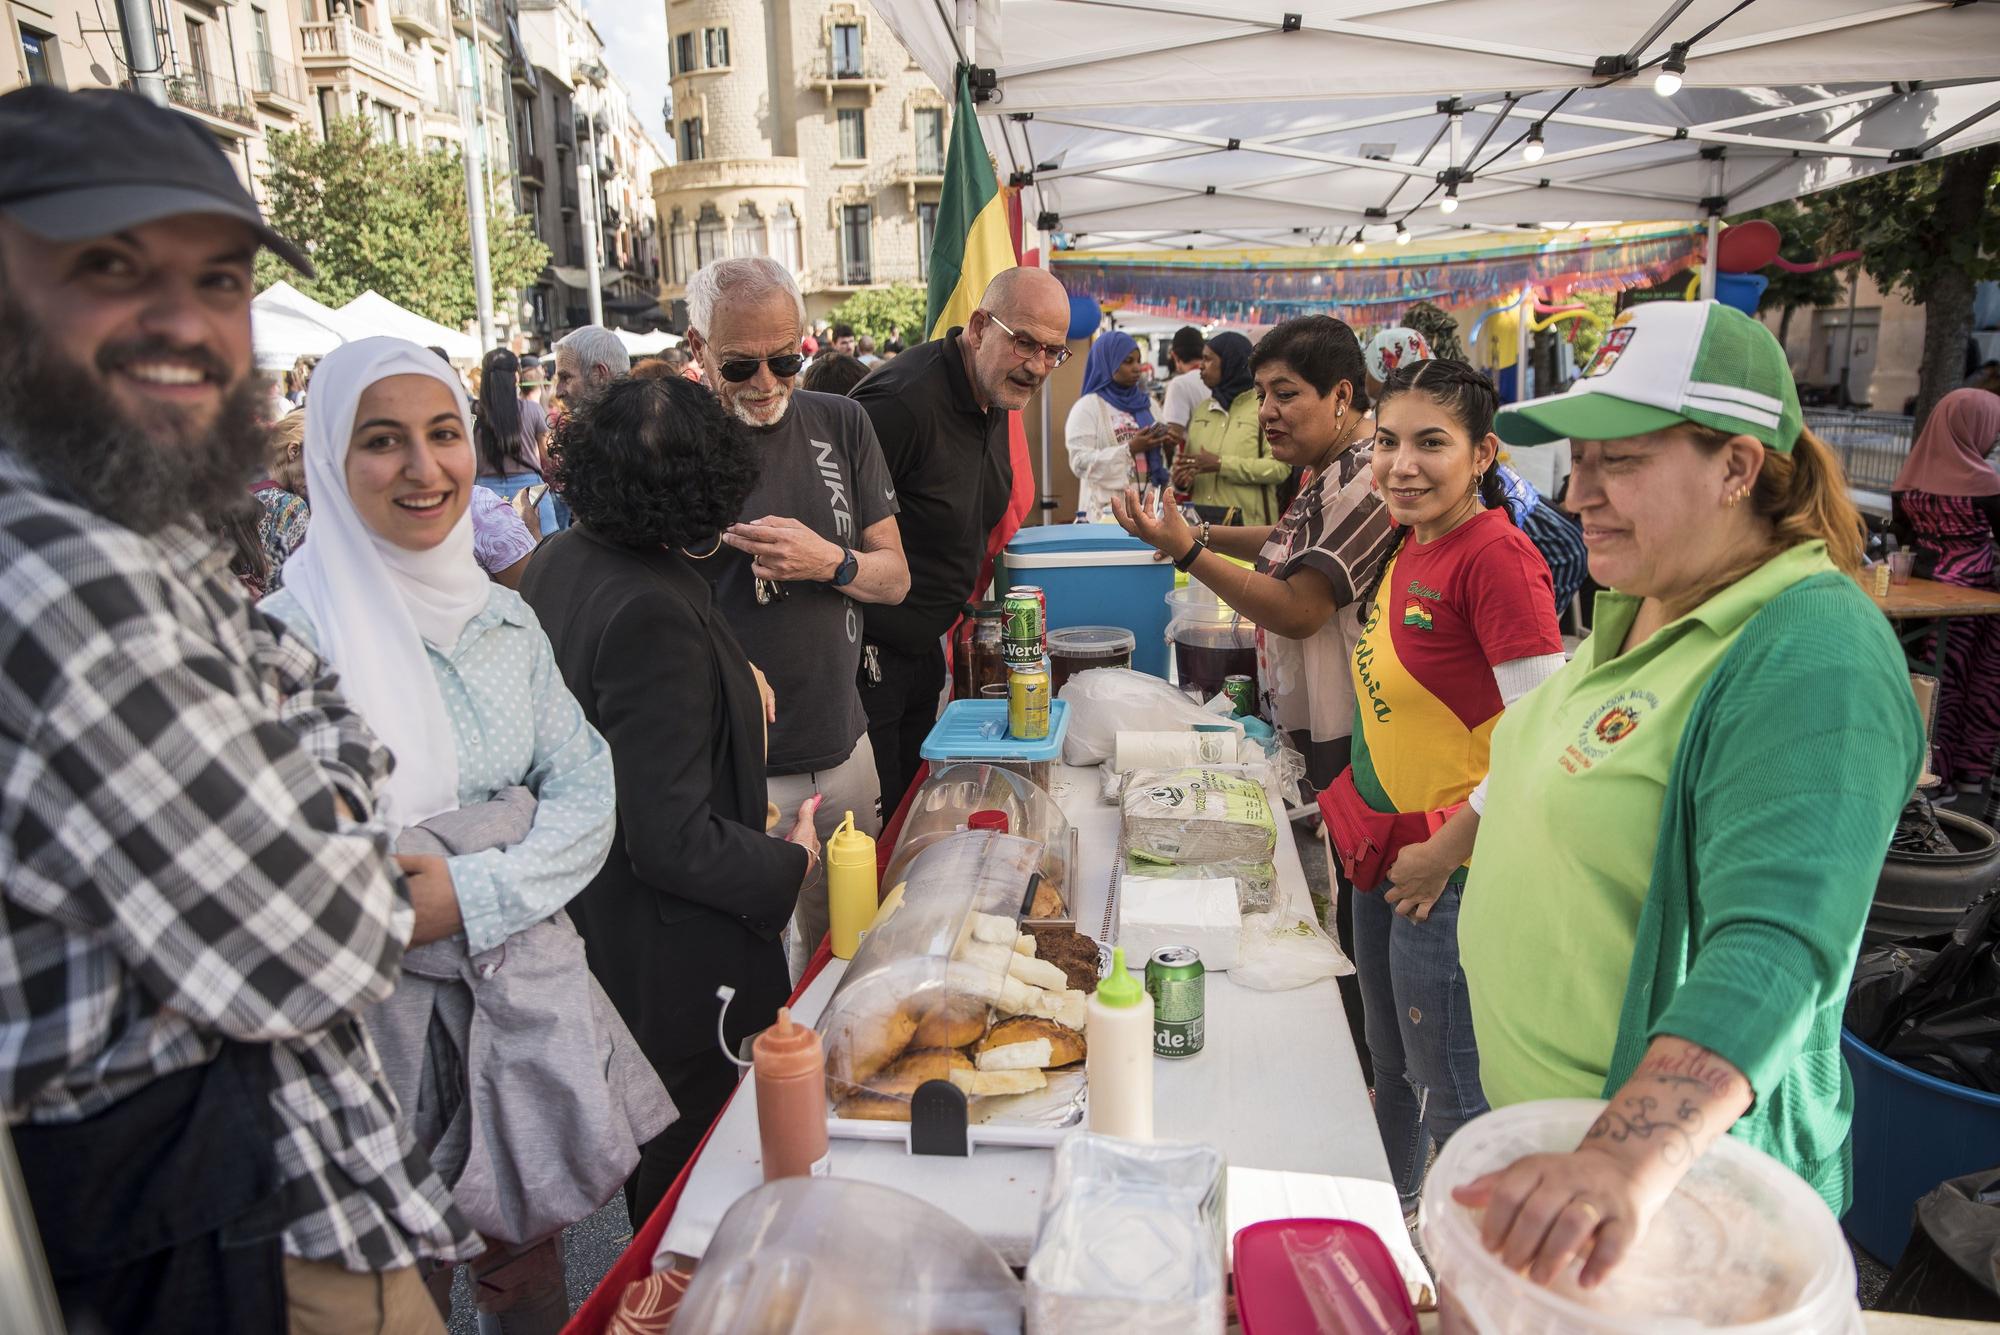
1805,409,1916,491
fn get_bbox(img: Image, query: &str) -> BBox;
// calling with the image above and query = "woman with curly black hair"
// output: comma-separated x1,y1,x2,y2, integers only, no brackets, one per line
520,375,822,1224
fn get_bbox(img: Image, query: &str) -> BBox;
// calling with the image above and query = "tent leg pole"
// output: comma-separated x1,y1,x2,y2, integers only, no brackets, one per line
1516,285,1531,404
1700,215,1721,301
1038,226,1054,526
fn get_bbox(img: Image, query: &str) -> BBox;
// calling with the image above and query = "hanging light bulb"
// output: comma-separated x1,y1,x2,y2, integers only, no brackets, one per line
1523,123,1546,163
1439,184,1460,214
1395,222,1412,245
1350,233,1367,255
1654,43,1688,97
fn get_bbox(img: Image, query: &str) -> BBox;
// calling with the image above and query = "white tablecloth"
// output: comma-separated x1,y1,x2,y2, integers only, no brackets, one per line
658,763,1388,1267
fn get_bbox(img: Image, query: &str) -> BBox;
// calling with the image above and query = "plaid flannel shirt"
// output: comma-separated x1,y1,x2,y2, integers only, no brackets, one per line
0,450,478,1272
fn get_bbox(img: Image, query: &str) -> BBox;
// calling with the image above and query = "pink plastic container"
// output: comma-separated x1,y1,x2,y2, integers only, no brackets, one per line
1234,1218,1419,1335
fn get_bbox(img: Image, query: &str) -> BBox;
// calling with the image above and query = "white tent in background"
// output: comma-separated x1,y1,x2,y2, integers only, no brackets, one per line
868,1,2000,256
251,281,351,369
615,328,682,357
335,291,482,362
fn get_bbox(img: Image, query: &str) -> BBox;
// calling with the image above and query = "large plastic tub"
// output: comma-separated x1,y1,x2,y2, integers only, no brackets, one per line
1002,525,1174,677
1420,1099,1861,1334
1841,1027,2000,1265
1166,586,1257,702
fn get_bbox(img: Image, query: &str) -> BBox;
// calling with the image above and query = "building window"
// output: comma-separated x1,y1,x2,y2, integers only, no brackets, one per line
837,107,866,161
917,201,938,280
674,31,695,75
703,27,729,68
19,26,53,85
915,107,945,175
695,203,725,267
832,23,861,78
514,92,535,153
772,202,801,274
840,204,872,285
731,202,765,258
670,209,693,284
679,116,704,162
182,17,212,98
250,9,274,91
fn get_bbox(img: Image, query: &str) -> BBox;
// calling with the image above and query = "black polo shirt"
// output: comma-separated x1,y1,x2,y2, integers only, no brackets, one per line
850,328,1012,655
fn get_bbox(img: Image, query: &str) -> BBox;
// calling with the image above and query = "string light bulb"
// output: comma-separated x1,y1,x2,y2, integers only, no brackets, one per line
1654,43,1688,97
1395,222,1411,245
1439,184,1460,214
1523,124,1546,163
1350,234,1367,255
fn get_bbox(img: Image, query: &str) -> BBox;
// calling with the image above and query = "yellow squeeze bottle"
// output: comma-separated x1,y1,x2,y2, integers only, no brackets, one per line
825,811,879,960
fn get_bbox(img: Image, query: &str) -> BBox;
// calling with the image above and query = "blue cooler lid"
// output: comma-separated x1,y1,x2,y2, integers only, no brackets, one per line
919,699,1069,764
1005,523,1151,557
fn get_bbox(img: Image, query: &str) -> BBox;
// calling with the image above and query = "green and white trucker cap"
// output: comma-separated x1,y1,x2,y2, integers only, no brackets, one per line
1494,300,1803,454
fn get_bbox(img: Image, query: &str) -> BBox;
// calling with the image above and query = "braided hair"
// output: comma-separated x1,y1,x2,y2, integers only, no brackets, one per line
1357,358,1511,617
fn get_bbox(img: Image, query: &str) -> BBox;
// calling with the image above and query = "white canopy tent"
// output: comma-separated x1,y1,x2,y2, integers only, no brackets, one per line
870,1,2000,257
334,291,483,363
250,282,351,370
615,329,683,357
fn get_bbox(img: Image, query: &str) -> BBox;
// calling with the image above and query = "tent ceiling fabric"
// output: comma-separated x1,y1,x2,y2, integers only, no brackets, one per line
869,0,2000,251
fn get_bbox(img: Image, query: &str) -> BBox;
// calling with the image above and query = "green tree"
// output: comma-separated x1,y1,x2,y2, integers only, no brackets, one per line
254,117,548,333
824,283,929,345
1809,144,2000,424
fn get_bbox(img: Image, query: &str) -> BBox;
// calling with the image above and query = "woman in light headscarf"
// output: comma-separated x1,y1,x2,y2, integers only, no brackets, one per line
1891,388,2000,793
1065,328,1171,514
262,338,668,1332
1173,330,1288,526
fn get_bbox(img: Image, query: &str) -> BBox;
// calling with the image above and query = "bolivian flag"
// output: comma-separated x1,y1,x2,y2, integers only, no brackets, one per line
925,65,1018,340
922,62,1035,565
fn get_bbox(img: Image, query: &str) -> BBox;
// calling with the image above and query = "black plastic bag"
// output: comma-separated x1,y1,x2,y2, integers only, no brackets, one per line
1878,1167,2000,1318
1849,887,2000,1093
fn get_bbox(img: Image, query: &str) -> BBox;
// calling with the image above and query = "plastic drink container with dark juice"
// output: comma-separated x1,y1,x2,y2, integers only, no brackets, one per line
753,1008,830,1181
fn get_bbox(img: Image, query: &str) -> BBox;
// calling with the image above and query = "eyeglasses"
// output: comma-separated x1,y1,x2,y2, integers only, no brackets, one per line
984,312,1071,369
717,353,806,383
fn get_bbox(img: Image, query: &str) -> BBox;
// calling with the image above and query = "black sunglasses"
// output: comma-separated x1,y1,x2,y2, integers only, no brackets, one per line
718,353,805,383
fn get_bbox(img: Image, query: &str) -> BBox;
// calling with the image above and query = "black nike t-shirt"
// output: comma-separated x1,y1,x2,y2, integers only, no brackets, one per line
703,390,898,773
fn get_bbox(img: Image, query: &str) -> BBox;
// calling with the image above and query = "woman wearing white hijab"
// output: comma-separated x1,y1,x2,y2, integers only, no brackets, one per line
263,338,662,1332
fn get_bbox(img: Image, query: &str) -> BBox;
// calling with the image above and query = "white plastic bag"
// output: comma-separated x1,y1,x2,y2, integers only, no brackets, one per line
1059,669,1244,766
1232,909,1354,991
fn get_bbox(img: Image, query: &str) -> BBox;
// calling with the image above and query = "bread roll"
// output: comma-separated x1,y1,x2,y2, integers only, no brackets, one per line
978,1016,1087,1067
910,993,990,1050
976,1039,1053,1071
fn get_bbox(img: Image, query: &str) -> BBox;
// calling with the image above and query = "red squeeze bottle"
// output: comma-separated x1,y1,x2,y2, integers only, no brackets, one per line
752,1008,829,1182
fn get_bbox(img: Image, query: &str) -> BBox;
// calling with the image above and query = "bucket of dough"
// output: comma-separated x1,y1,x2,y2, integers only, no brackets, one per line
1419,1099,1860,1334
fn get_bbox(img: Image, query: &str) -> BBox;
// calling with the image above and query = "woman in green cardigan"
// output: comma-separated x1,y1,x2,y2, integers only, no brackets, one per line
1173,331,1291,526
1451,301,1921,1289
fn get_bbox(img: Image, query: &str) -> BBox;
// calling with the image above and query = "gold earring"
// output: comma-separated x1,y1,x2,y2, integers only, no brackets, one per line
1726,485,1749,507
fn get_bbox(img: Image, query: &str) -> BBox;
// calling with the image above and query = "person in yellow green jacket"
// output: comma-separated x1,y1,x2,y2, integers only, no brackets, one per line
1174,331,1290,526
1451,301,1921,1293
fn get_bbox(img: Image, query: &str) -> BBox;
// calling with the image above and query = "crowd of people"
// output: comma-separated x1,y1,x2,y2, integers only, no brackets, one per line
0,81,1968,1332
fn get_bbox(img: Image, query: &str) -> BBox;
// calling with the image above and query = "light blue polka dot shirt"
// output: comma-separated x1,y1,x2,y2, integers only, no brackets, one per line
262,584,616,955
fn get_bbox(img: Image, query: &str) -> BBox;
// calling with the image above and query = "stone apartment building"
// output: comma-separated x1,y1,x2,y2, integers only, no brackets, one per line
653,0,949,328
513,0,665,346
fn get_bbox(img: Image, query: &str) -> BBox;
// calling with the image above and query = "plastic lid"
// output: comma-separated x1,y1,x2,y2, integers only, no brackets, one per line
966,809,1011,833
920,699,1069,763
1006,523,1152,555
825,810,876,865
1096,947,1145,1007
1047,625,1137,655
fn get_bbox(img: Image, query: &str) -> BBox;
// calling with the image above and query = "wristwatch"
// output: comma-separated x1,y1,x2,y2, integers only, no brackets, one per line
829,545,859,587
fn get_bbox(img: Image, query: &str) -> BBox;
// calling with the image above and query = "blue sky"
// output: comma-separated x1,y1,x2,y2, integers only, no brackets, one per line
586,0,671,158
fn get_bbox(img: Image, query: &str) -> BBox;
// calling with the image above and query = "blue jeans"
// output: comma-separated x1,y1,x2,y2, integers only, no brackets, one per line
477,471,559,538
1353,878,1488,1206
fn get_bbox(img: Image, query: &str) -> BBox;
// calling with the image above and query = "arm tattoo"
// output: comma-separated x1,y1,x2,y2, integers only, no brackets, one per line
1633,1044,1745,1099
1584,1095,1702,1167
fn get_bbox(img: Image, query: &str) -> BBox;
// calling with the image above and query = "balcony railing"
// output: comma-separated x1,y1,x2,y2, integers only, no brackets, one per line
518,151,545,183
452,0,504,33
250,48,308,108
299,16,420,90
560,181,579,211
391,0,447,38
159,69,257,129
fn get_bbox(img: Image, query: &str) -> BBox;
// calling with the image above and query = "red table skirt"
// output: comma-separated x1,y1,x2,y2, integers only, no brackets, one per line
563,763,929,1333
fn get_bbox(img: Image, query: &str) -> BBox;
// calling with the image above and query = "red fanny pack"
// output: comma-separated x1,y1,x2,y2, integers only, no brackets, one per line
1318,767,1446,891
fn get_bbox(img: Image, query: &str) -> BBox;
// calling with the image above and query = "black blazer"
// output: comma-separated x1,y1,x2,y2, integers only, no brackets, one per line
520,527,805,1068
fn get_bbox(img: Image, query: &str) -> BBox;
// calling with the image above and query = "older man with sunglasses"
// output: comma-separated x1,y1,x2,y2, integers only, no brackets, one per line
684,257,910,976
850,266,1072,809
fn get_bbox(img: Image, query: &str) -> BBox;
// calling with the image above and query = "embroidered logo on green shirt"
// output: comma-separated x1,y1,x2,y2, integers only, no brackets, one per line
1560,689,1661,772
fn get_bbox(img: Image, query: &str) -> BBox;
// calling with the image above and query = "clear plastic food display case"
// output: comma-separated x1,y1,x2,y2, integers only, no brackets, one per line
886,763,1078,923
817,829,1091,1150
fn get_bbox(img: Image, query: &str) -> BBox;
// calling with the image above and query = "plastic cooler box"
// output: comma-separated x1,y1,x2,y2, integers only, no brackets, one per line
1000,525,1173,677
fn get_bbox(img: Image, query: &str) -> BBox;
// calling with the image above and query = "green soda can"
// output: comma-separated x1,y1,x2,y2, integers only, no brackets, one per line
1002,587,1046,665
1145,946,1205,1058
1222,674,1257,718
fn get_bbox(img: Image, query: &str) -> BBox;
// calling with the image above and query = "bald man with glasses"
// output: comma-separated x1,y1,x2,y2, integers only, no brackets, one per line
850,267,1073,809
